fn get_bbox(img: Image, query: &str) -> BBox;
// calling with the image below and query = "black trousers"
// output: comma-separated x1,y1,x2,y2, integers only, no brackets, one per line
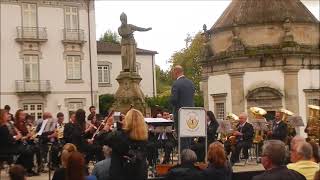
231,141,252,163
16,143,35,172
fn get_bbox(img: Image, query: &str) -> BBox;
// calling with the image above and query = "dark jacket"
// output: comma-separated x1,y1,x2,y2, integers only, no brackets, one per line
63,122,75,143
202,163,232,180
165,163,203,180
170,76,195,123
271,121,288,142
252,166,306,180
0,125,17,155
104,130,147,180
237,122,254,143
207,120,219,144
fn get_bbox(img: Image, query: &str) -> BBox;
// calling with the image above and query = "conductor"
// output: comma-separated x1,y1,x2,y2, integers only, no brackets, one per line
170,65,195,150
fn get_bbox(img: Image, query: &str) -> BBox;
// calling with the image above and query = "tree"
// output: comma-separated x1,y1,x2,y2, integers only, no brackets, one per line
155,65,172,96
99,30,120,44
169,32,204,94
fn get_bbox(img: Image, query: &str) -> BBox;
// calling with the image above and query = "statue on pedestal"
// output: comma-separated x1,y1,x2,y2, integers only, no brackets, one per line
112,13,152,114
118,12,152,72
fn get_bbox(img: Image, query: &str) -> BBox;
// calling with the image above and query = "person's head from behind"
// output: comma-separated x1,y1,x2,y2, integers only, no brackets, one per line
172,65,184,80
9,165,26,180
124,109,148,141
75,109,86,129
66,151,85,180
102,145,112,158
207,142,226,167
61,143,77,168
4,105,11,112
261,140,286,170
309,141,320,163
206,111,217,123
181,149,197,165
0,109,9,125
292,142,313,162
290,136,306,163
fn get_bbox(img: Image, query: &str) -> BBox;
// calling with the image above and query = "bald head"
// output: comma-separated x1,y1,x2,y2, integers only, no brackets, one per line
172,65,184,79
291,136,306,150
43,112,52,120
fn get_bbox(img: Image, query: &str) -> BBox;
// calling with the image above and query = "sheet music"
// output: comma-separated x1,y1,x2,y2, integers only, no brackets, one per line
217,120,233,134
37,119,48,136
288,116,305,127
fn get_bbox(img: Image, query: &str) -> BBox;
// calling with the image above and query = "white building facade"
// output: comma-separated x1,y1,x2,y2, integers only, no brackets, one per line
96,41,157,98
0,0,98,118
201,0,319,136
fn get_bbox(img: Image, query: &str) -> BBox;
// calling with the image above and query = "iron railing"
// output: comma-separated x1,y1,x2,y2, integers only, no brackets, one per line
15,80,51,93
16,26,47,41
63,29,85,42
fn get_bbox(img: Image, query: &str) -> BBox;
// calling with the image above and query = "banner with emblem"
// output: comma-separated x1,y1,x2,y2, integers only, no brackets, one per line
179,107,206,137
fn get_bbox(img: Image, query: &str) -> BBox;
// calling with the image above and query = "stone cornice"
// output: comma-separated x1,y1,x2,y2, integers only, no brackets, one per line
0,0,88,9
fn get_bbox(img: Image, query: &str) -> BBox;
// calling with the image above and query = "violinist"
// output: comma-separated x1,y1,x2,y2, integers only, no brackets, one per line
14,109,39,176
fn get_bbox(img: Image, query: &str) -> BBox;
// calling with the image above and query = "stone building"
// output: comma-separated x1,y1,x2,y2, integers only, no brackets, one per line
200,0,319,135
96,41,157,98
0,0,98,118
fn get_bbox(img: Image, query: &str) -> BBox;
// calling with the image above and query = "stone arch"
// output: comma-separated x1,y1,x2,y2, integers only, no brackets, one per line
246,86,283,112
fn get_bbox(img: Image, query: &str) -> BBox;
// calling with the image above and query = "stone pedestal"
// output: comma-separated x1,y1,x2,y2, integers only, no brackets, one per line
112,71,146,114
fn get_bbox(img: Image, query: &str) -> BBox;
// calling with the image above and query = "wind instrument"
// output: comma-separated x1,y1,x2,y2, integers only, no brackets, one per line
249,107,267,143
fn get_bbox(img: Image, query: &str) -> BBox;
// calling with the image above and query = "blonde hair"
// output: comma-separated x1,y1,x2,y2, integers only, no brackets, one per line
61,143,77,168
123,109,148,141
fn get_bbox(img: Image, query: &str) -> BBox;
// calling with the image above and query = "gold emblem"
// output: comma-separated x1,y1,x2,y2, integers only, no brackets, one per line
186,113,199,129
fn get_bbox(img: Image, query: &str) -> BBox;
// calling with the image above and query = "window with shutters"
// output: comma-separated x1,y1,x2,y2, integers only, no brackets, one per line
24,55,39,81
215,102,225,121
98,65,110,84
66,56,81,80
65,6,79,30
22,3,37,27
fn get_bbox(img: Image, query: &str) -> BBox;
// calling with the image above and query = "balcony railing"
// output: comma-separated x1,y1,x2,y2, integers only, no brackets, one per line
16,80,51,93
16,27,47,42
62,29,85,44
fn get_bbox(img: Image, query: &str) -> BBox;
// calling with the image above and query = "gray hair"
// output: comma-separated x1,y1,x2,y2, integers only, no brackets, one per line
181,149,197,164
102,145,112,157
296,142,313,160
291,136,306,150
262,140,286,166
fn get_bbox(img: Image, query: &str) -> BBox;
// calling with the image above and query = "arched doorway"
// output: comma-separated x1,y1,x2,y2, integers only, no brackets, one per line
246,87,283,120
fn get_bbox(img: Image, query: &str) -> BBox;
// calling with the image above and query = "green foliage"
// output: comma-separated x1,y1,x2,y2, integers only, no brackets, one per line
155,65,172,96
99,30,120,44
169,32,204,94
99,94,115,115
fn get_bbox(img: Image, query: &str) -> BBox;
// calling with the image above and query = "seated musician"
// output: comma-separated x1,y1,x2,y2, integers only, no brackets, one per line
230,112,254,164
14,109,39,176
51,112,66,169
158,110,175,164
268,111,288,142
36,112,57,170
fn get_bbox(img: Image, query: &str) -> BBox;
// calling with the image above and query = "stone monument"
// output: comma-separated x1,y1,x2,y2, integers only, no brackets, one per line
112,12,152,114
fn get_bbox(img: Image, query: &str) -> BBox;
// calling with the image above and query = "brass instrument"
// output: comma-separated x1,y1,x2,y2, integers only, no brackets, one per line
249,107,267,144
56,123,65,139
279,108,295,136
26,124,38,140
306,105,320,142
219,112,239,143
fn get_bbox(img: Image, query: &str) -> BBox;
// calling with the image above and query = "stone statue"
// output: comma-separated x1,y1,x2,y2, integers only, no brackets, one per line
118,12,152,72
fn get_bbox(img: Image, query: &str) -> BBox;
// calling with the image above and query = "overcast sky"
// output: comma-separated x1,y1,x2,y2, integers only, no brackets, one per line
95,0,320,70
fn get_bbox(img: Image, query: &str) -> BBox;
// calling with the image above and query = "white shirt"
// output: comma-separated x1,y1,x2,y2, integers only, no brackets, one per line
177,75,185,80
37,119,48,135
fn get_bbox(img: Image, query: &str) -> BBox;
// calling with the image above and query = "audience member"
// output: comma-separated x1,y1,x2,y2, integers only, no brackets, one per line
252,140,306,180
203,142,232,180
308,141,320,163
66,151,97,180
104,109,148,180
287,142,319,180
314,171,319,180
9,165,26,180
92,145,112,180
165,149,203,180
52,143,78,180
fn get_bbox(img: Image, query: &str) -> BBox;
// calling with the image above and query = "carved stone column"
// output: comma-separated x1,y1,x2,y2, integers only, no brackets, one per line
229,72,245,115
201,75,209,110
283,69,300,114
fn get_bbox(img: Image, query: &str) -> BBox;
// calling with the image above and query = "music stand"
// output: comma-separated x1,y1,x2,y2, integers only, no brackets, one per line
250,118,268,163
288,116,305,127
217,120,233,134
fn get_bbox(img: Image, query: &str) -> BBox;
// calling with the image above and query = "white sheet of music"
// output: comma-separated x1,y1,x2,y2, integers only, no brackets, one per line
37,119,48,136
